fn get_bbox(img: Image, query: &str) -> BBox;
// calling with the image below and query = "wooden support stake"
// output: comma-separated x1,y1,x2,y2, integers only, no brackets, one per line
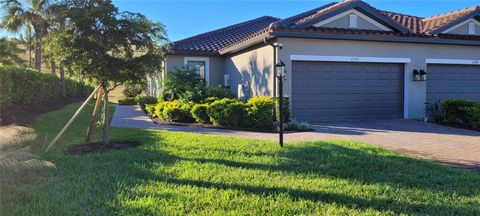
86,88,104,142
45,85,101,153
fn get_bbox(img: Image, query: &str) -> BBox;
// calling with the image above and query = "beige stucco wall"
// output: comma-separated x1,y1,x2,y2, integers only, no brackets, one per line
321,15,384,31
445,22,480,35
276,37,480,119
225,44,274,97
165,55,226,86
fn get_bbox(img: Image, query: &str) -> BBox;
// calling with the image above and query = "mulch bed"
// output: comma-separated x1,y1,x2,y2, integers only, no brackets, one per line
151,118,307,134
66,141,140,155
0,97,85,126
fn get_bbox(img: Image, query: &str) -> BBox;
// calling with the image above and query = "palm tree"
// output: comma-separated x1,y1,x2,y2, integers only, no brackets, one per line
15,25,35,68
0,37,23,65
1,0,50,71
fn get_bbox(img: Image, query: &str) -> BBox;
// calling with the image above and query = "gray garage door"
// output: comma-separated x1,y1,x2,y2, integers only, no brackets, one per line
427,64,480,104
292,61,404,122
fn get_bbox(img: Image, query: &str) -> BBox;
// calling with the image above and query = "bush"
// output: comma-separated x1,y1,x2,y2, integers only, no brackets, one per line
202,97,220,104
275,97,291,123
443,99,480,129
244,96,275,129
207,98,245,127
426,101,445,123
284,121,312,132
145,104,156,117
154,101,175,120
191,104,210,124
122,81,144,98
0,65,92,110
118,98,136,105
205,85,234,99
136,96,157,109
161,68,206,102
162,102,194,123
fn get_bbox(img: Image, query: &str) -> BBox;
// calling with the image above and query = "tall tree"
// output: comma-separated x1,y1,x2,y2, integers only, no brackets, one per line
15,25,35,68
1,0,50,71
0,37,23,65
58,0,168,144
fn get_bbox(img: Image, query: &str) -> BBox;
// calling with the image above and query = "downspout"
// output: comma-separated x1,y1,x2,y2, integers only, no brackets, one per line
264,36,279,98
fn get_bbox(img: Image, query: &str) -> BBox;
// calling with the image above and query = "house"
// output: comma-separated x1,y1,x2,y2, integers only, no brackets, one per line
157,0,480,122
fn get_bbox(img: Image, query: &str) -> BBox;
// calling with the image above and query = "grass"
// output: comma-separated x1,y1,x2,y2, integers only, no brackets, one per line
1,103,480,215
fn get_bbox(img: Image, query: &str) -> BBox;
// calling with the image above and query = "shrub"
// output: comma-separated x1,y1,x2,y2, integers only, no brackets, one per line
122,81,144,98
202,97,220,104
275,97,291,123
0,65,92,110
443,99,480,129
136,96,157,109
118,98,136,105
244,96,275,129
163,102,194,123
191,104,210,124
161,68,206,102
154,101,173,120
145,104,156,117
284,121,312,132
207,98,245,127
425,101,445,123
205,85,234,99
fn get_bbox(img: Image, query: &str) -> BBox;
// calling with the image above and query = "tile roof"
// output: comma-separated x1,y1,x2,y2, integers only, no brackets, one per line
422,6,480,33
379,10,424,33
170,1,480,55
169,16,279,55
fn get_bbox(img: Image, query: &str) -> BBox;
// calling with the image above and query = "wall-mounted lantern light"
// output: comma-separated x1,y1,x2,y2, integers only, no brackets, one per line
413,69,421,81
420,69,427,81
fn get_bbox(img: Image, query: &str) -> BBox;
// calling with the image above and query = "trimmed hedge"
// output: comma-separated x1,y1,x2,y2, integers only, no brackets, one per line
118,98,136,105
207,98,245,127
0,65,92,110
443,99,480,129
191,104,210,124
244,96,275,129
153,100,194,123
145,96,299,130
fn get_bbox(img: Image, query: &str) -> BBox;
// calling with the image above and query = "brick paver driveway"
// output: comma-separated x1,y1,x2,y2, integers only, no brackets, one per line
112,105,480,171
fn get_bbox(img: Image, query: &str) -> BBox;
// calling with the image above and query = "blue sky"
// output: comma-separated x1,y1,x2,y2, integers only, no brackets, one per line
111,0,479,42
1,1,478,41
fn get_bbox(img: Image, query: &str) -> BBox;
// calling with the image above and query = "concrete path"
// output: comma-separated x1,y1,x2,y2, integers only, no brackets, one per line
111,105,480,171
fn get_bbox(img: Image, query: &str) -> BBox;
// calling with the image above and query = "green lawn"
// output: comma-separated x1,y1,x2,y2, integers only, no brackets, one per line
1,103,480,215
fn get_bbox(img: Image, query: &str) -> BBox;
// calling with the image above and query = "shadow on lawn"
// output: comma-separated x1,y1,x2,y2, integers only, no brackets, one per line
122,131,480,215
186,142,480,196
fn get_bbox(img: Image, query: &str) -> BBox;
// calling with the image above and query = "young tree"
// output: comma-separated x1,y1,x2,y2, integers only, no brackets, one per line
1,0,51,71
58,0,168,144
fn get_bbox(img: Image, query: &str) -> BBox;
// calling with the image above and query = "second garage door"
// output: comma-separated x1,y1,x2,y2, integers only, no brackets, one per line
427,64,480,104
292,61,404,122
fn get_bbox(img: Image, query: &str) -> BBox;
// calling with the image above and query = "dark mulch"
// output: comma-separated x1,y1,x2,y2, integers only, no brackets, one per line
151,118,308,134
0,97,85,126
66,141,140,155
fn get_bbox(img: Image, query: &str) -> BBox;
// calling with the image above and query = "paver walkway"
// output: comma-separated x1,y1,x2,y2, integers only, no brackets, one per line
111,105,480,171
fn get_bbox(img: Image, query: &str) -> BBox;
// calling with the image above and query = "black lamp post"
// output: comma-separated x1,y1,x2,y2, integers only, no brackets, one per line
276,61,286,147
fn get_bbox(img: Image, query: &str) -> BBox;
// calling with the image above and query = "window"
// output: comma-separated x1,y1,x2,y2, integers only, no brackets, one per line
184,57,210,84
187,61,206,78
349,14,358,28
468,22,476,35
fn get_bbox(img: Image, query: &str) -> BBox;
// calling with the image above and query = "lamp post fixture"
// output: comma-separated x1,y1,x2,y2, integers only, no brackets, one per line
276,61,286,147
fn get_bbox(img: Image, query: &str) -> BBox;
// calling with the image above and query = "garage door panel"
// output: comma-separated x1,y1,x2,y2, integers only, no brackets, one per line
427,64,480,103
292,61,404,122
